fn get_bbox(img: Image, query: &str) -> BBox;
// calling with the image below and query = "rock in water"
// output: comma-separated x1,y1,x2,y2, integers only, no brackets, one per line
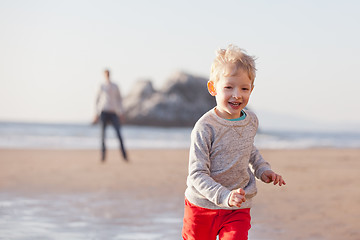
123,72,216,126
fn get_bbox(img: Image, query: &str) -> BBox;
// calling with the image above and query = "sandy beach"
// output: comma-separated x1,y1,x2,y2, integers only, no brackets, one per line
1,148,359,239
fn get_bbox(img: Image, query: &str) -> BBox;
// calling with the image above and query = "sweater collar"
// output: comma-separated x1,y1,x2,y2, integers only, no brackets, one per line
209,107,251,127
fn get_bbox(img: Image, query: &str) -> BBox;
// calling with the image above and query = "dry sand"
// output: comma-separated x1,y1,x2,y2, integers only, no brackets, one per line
1,148,359,239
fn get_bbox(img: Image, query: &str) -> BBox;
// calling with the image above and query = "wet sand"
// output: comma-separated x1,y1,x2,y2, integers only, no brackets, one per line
1,148,359,239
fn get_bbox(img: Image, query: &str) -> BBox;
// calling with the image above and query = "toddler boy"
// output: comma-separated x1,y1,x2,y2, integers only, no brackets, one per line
182,45,285,240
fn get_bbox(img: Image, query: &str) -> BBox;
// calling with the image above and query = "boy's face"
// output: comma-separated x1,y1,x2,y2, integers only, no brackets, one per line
208,69,254,119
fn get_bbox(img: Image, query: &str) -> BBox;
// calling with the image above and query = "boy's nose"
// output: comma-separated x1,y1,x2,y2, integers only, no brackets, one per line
233,89,242,99
233,95,242,100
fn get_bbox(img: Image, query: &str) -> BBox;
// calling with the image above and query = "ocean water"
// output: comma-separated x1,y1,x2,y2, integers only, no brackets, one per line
0,121,359,149
0,191,270,240
0,192,184,240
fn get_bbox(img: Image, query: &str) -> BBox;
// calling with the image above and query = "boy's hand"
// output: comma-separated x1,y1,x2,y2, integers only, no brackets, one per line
228,188,246,208
261,170,286,186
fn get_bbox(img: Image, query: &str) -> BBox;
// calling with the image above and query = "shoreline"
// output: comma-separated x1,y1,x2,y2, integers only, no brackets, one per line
1,148,359,239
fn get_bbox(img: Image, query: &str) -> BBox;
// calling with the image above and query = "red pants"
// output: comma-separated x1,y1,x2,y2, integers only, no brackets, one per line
182,198,251,240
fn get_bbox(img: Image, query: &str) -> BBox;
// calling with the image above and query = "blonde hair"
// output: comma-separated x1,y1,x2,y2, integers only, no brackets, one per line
210,44,256,84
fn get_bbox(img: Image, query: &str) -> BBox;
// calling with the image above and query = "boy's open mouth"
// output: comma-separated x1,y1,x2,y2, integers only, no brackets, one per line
229,102,241,106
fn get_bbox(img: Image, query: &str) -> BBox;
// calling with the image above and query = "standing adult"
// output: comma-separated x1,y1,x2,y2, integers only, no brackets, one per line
94,69,128,162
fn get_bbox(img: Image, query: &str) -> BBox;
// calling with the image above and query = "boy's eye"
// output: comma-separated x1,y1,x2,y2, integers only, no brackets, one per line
225,86,232,89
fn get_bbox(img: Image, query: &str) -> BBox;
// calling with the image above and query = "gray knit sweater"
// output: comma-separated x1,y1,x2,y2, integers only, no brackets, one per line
184,108,271,210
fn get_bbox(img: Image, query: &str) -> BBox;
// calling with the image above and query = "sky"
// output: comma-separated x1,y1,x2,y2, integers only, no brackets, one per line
0,0,359,131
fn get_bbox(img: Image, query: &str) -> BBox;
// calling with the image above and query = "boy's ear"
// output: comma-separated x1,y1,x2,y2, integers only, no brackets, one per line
207,81,217,96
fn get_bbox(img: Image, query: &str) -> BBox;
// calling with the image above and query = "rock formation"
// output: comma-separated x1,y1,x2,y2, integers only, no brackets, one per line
123,71,216,127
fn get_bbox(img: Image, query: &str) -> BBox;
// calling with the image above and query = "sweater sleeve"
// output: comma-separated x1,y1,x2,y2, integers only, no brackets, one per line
247,110,271,179
95,85,102,115
249,145,271,179
187,124,232,208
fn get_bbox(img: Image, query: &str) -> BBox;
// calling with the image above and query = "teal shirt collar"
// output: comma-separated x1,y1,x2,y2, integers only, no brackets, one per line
227,110,247,121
